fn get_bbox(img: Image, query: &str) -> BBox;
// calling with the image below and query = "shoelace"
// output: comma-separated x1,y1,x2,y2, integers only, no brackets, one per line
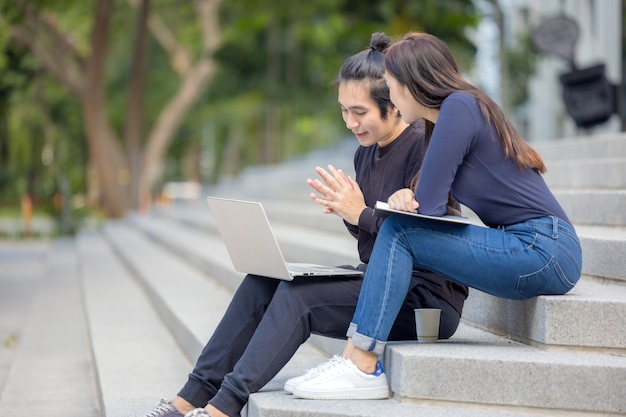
315,356,352,379
184,409,210,417
303,355,343,380
144,399,175,417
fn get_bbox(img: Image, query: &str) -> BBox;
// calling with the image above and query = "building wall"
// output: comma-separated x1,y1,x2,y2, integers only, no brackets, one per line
505,0,622,141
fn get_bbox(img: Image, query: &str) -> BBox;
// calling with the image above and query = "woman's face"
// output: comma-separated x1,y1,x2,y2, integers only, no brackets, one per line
383,72,422,124
337,81,403,148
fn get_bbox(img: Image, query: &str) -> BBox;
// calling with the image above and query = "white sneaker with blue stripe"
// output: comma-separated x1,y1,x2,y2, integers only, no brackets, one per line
292,357,389,400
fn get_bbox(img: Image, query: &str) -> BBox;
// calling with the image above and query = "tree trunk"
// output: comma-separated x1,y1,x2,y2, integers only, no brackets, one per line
83,0,130,218
125,0,150,210
12,0,222,217
138,0,221,209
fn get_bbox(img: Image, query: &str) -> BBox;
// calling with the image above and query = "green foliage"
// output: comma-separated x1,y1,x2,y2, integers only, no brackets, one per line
1,0,483,224
176,0,481,184
505,32,540,108
0,34,87,231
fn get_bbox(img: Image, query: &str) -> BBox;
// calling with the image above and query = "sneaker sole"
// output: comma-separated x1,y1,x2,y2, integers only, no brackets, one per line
293,386,389,400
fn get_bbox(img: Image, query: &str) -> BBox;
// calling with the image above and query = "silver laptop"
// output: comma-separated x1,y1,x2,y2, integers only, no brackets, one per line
206,196,364,281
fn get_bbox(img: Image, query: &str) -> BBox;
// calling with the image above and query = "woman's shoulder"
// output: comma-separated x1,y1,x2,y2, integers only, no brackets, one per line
445,91,479,107
441,92,483,124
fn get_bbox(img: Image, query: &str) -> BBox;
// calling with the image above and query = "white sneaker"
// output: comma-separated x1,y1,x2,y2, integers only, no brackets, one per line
292,357,389,400
284,355,344,393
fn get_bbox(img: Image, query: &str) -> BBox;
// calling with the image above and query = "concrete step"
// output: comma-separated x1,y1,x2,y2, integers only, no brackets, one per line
122,211,625,411
533,133,626,160
462,277,626,349
252,327,626,416
534,134,626,192
101,220,236,360
148,204,360,268
387,324,626,415
577,224,626,284
99,219,341,416
119,216,626,416
0,240,100,416
207,139,357,203
0,242,48,402
148,202,626,350
542,158,626,189
113,133,626,416
115,215,622,416
76,228,193,417
553,189,626,227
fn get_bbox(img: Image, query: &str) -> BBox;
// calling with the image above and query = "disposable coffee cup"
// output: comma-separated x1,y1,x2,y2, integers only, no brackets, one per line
414,308,441,343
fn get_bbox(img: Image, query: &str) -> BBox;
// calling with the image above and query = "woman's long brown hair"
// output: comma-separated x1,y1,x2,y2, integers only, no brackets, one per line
385,32,546,173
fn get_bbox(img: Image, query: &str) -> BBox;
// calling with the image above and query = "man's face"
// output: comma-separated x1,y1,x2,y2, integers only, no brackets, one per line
338,81,399,148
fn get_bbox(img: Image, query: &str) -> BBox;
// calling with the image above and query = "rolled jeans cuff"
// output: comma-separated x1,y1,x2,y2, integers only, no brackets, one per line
346,322,357,338
349,326,387,355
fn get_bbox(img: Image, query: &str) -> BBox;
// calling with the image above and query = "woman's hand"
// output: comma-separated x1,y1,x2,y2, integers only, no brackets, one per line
387,188,419,212
307,165,366,225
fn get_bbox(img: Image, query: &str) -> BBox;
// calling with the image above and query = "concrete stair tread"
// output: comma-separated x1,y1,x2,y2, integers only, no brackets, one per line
463,276,626,349
576,224,626,239
388,324,626,414
554,188,626,195
542,158,626,188
123,211,626,413
0,240,100,416
159,199,626,284
391,322,623,364
140,206,626,349
248,394,560,417
127,213,245,292
99,217,351,416
157,198,349,236
576,224,626,283
0,241,48,397
271,221,360,265
138,209,360,272
247,325,622,417
552,189,626,226
76,228,193,417
101,220,235,360
550,156,626,163
533,133,626,159
557,276,626,301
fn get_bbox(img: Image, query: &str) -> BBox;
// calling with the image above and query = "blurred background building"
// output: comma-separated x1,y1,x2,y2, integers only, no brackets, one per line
502,0,623,141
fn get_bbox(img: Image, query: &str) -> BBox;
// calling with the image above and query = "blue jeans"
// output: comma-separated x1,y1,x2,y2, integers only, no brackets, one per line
348,215,582,354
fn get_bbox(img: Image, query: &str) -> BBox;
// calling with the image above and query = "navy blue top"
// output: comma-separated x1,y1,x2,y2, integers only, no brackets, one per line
415,92,571,228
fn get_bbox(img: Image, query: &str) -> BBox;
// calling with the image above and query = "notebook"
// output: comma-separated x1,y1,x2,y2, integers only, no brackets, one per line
373,201,472,225
206,196,364,280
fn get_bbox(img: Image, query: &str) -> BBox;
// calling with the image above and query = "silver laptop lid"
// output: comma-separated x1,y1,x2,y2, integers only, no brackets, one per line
206,196,295,280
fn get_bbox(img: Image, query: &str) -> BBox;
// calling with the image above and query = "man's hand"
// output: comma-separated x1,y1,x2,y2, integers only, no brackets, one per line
306,165,366,225
387,188,419,212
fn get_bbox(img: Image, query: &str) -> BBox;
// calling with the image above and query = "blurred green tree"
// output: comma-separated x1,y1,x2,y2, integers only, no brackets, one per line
3,0,221,217
189,0,479,182
1,0,479,221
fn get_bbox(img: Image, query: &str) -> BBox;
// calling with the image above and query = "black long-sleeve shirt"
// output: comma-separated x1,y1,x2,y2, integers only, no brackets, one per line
344,120,468,315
